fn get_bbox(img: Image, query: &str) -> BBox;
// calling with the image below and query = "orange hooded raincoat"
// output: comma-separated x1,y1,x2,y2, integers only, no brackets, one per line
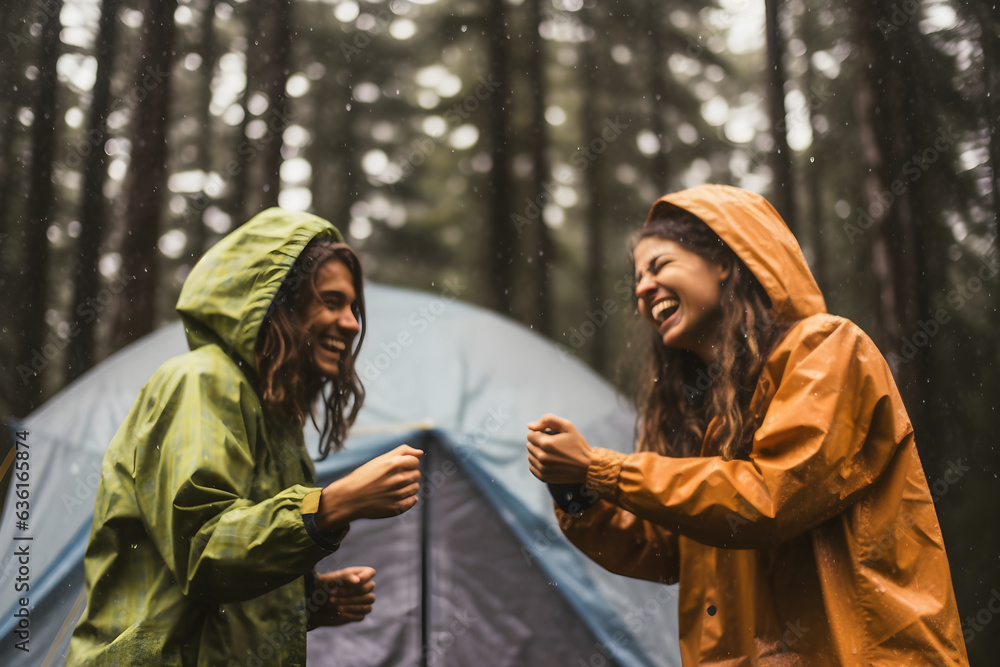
558,185,968,665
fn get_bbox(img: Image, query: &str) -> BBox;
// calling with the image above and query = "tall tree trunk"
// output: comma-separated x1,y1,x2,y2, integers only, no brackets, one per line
109,0,177,351
0,99,18,377
229,3,257,225
849,5,903,346
581,12,607,374
0,0,32,255
188,0,218,257
0,2,35,415
334,68,360,242
973,3,1000,453
800,8,826,291
643,1,670,191
764,0,796,232
884,9,942,439
251,0,292,213
66,0,121,382
0,101,14,257
309,69,340,223
526,0,553,335
15,0,64,415
484,0,515,315
977,5,1000,239
849,0,930,441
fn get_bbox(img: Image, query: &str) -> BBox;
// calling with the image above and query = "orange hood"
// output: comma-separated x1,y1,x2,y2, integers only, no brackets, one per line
645,184,826,321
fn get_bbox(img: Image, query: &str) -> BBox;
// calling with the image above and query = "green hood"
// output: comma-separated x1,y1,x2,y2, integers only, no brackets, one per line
176,207,344,371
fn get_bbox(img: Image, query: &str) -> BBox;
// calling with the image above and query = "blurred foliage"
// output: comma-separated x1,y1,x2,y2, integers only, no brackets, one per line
0,0,997,662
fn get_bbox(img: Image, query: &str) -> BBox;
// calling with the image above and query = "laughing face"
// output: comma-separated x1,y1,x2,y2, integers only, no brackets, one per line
633,236,731,363
299,259,360,380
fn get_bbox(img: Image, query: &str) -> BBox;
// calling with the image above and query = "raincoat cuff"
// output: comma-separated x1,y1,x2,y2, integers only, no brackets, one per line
587,448,625,500
547,483,598,514
301,489,349,551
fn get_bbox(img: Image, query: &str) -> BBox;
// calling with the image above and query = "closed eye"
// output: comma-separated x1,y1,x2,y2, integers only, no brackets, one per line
326,299,352,311
634,258,671,289
321,292,351,310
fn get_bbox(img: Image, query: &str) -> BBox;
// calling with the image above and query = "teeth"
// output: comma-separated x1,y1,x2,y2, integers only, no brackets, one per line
651,299,679,323
321,337,346,351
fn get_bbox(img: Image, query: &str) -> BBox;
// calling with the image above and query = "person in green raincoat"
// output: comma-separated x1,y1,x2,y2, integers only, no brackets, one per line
68,209,423,665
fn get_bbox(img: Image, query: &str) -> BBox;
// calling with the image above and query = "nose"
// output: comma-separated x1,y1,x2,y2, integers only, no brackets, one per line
339,307,361,335
634,271,657,300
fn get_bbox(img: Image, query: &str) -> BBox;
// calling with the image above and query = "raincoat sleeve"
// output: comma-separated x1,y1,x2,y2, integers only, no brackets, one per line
129,355,345,604
556,499,680,584
584,316,908,550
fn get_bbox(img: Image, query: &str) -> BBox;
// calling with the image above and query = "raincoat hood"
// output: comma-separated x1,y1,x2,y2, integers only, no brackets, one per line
645,183,826,321
176,207,343,371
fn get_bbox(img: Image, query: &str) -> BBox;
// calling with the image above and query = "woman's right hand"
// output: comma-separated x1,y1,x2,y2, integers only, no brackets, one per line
526,414,593,484
317,445,423,530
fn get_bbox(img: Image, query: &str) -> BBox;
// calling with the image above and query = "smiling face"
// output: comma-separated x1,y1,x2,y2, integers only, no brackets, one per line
299,259,361,380
633,236,731,363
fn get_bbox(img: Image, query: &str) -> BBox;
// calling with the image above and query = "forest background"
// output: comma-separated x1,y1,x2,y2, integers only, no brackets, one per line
1,0,998,663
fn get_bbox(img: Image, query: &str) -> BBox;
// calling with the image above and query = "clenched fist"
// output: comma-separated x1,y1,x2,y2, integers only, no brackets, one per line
308,566,377,629
317,445,423,531
526,414,592,484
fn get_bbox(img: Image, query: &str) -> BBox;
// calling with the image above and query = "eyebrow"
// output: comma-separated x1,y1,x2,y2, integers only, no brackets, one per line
635,253,670,281
318,287,353,301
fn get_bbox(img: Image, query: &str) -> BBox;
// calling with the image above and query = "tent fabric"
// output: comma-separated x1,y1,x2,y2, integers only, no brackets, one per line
307,434,608,666
0,283,681,666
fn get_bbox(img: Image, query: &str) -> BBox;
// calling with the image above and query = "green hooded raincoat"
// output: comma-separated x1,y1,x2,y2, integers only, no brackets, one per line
68,209,349,666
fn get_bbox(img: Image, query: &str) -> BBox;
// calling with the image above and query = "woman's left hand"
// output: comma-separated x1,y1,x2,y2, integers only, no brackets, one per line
526,414,592,484
308,566,377,629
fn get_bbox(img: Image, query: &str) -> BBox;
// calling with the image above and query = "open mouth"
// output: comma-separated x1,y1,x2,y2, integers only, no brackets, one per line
319,337,347,353
651,299,679,323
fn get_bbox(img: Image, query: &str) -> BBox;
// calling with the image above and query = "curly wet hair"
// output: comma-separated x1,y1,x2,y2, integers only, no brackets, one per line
630,209,794,461
255,238,366,459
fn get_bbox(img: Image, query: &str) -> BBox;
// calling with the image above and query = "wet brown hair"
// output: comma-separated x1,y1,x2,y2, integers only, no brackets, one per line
255,238,366,459
630,209,793,460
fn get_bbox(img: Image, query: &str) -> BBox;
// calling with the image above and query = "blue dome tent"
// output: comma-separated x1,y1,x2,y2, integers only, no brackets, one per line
0,284,681,666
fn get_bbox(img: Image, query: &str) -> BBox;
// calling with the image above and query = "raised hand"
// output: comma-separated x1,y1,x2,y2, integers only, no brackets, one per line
317,445,423,530
526,414,592,484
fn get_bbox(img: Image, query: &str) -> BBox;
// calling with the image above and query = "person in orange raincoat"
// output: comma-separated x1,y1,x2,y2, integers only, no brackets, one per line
526,184,969,665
